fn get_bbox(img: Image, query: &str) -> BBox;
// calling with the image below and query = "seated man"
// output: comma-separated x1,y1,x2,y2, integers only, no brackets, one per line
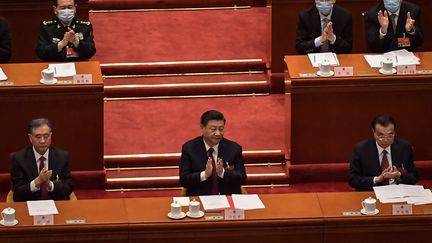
349,115,418,191
0,16,11,63
296,0,352,54
36,0,96,62
11,118,73,201
366,0,423,53
179,110,247,196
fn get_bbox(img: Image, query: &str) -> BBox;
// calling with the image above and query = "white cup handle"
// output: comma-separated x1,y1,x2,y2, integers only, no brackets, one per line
41,70,44,79
1,212,4,220
361,201,365,209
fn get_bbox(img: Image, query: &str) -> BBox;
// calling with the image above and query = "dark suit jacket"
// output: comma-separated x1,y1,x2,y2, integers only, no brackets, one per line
296,5,352,54
0,16,11,63
366,1,423,53
179,136,247,196
11,146,73,201
349,138,418,191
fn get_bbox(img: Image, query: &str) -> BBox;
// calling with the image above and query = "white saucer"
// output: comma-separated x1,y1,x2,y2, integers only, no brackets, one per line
186,211,205,219
40,78,58,84
360,208,379,215
167,212,186,220
0,219,18,226
317,70,334,77
379,68,396,75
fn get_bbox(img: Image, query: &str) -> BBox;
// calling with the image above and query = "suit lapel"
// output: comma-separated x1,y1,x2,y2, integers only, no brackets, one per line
26,147,39,179
312,8,322,38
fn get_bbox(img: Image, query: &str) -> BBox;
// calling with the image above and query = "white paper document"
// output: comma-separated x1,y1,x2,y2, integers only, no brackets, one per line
27,200,59,216
307,52,340,67
232,194,265,210
0,67,7,81
374,184,430,204
49,63,77,77
407,189,432,205
364,49,420,68
173,197,190,207
199,195,230,211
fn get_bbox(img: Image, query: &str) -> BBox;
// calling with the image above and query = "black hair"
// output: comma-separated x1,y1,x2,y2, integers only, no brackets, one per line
200,110,225,126
371,115,396,131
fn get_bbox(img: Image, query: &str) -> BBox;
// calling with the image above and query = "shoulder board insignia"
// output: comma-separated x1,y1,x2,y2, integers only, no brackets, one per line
78,21,91,26
42,20,55,25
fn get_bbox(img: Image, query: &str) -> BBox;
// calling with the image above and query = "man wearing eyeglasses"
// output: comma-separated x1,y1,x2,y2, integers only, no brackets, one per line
296,0,352,54
36,0,96,62
11,118,73,201
348,115,418,191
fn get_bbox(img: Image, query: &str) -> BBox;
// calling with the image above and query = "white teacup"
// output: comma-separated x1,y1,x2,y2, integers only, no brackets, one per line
41,68,55,83
361,197,376,213
319,60,331,74
189,199,201,216
170,202,182,216
381,59,394,73
1,207,15,225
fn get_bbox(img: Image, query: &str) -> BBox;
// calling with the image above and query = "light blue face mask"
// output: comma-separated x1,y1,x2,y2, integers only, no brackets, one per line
316,2,334,16
57,8,75,23
384,0,400,13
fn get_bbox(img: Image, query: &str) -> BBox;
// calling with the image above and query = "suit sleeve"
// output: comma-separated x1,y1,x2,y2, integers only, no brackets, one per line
220,145,247,186
405,7,423,52
348,146,374,191
295,13,318,54
397,145,418,185
331,13,352,53
73,24,96,59
11,155,34,201
179,144,202,188
0,19,11,63
36,25,63,61
51,152,73,200
366,9,388,53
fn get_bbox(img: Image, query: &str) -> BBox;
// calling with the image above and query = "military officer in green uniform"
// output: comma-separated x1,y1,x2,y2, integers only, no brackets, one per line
36,0,96,62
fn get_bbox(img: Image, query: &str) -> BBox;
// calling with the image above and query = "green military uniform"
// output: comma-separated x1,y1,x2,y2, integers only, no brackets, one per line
36,17,96,62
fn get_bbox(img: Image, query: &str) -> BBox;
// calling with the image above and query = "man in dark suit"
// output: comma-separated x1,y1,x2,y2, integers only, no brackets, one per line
36,0,96,62
0,16,11,63
11,118,73,201
296,0,352,54
349,115,418,191
179,110,247,196
366,0,423,53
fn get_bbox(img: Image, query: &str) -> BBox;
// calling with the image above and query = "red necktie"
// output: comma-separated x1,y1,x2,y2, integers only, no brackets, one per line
207,148,219,195
381,150,390,185
39,156,50,200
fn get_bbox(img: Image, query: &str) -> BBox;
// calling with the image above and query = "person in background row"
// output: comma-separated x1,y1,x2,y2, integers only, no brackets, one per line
366,0,423,53
0,16,11,63
349,115,418,191
179,110,247,196
36,0,96,62
11,118,73,201
296,0,352,54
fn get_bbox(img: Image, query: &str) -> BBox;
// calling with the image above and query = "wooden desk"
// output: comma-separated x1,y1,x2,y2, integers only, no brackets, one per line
285,52,432,163
1,193,432,243
0,61,104,172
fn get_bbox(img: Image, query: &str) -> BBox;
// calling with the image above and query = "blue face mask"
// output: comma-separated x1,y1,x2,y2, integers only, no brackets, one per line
384,0,400,13
57,8,75,23
316,2,334,16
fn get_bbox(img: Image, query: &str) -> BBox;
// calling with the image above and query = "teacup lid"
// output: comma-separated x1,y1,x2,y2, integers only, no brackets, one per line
364,197,376,203
2,207,14,213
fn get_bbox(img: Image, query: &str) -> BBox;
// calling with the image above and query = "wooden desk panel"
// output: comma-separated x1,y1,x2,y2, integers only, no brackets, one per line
0,62,104,172
318,192,432,243
285,52,432,163
125,194,323,243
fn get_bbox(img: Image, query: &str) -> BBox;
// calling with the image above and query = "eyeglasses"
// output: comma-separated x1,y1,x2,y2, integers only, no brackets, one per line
377,134,395,141
32,133,52,141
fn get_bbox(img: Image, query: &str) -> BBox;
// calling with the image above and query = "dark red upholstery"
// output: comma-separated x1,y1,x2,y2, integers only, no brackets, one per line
89,0,267,10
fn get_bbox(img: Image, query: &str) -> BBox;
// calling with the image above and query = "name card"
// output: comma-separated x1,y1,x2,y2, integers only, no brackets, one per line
33,214,54,225
224,209,244,220
392,204,413,215
396,65,416,75
0,81,14,86
334,66,354,76
73,74,92,84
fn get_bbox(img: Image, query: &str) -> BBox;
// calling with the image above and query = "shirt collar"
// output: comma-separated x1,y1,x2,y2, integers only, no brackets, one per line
319,9,333,21
32,146,49,161
375,141,392,155
203,138,219,153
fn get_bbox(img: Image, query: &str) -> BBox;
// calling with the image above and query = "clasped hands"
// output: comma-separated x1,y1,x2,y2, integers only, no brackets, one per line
375,166,401,184
320,21,336,43
58,27,79,51
35,166,53,191
205,157,224,179
378,10,415,34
